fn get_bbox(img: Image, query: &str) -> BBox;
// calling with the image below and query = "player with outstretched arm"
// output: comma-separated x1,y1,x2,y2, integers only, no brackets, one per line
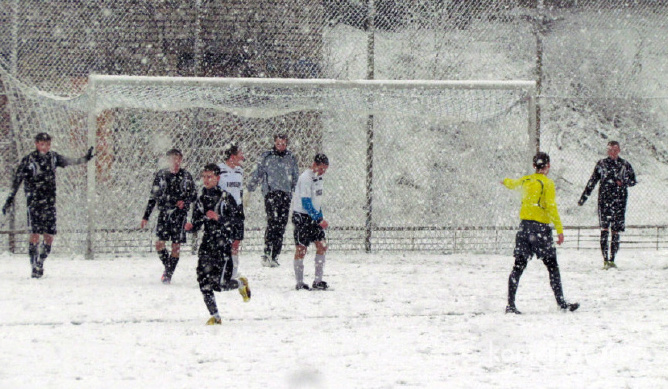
502,152,579,314
292,153,330,291
2,132,94,278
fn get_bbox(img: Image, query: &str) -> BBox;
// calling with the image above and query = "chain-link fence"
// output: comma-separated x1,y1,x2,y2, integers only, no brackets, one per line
1,0,667,254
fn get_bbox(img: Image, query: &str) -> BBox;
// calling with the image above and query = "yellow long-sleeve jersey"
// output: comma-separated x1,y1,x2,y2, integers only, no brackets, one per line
503,173,564,234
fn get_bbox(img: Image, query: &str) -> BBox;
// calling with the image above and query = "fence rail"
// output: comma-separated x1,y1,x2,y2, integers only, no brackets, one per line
2,225,666,256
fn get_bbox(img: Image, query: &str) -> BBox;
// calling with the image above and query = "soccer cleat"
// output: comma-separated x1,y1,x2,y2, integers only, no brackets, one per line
269,258,280,267
505,305,522,315
561,302,580,312
31,267,43,279
312,281,329,290
238,277,251,302
295,282,311,291
261,255,272,267
206,316,222,325
161,272,171,284
603,261,618,270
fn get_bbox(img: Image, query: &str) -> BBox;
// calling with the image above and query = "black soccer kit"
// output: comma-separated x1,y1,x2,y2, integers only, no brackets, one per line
190,186,235,316
143,168,196,243
7,150,89,234
579,157,636,231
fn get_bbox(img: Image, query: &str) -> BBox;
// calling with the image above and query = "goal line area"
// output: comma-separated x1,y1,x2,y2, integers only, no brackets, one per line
2,74,539,257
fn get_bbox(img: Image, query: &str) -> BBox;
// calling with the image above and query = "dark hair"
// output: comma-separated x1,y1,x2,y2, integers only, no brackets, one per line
533,152,550,170
274,133,288,141
203,163,221,175
608,140,620,148
34,132,51,142
166,148,183,157
224,143,240,161
314,153,329,166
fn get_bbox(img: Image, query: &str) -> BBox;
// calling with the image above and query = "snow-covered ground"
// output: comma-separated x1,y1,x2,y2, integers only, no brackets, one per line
1,248,667,388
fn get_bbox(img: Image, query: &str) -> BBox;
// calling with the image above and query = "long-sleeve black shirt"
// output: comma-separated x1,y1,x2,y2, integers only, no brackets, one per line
190,186,235,255
579,157,636,207
7,150,88,207
143,168,196,220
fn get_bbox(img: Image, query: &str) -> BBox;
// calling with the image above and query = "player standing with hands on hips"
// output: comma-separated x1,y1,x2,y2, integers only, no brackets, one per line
502,152,579,314
2,133,94,278
292,153,330,291
578,141,636,270
246,133,299,268
141,148,196,284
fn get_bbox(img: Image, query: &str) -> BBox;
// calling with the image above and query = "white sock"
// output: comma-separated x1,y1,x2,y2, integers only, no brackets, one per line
294,259,304,284
232,255,239,280
314,254,326,283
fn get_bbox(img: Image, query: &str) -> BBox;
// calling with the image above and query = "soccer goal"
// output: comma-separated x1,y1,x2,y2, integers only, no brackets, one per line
3,73,537,258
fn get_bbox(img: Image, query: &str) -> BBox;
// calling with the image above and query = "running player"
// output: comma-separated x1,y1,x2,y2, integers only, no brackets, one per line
185,163,250,325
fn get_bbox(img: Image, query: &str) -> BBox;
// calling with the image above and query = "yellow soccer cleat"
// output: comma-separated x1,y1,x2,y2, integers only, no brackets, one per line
238,276,251,302
206,316,222,325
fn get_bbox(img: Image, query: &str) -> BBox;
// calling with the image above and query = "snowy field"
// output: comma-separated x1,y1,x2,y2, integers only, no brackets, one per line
1,248,667,388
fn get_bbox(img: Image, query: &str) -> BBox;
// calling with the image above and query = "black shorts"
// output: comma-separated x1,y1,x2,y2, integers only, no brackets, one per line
196,239,232,292
513,220,556,260
27,204,57,235
225,219,244,241
598,202,626,232
292,212,326,247
155,209,188,243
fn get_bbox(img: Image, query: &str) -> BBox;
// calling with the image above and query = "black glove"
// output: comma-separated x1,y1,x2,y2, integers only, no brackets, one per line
84,146,95,161
577,197,585,206
2,196,14,215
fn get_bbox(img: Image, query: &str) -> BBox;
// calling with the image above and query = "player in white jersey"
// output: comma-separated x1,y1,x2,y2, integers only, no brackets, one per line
218,143,245,288
292,154,330,290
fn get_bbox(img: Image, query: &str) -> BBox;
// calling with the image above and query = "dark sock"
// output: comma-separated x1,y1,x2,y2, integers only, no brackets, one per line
202,290,218,316
547,263,566,308
600,230,609,261
39,243,51,263
610,233,620,262
158,249,169,269
507,256,527,308
167,256,179,276
29,243,39,267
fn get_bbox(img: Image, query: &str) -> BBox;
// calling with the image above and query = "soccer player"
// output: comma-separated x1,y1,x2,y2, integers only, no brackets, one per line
578,141,636,270
218,143,245,288
246,134,300,268
141,148,196,284
2,133,94,278
292,153,330,291
185,163,250,325
502,152,579,314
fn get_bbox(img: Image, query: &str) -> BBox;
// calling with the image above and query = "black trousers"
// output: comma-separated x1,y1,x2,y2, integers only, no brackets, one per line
508,220,566,308
263,191,292,260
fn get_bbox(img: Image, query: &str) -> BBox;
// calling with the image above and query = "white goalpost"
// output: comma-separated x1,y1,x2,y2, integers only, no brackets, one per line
82,75,537,259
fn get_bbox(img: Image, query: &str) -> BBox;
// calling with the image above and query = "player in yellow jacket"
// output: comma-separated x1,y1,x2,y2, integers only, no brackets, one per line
502,152,579,314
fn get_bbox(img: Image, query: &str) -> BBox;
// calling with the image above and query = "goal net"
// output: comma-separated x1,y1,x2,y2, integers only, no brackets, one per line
2,73,536,257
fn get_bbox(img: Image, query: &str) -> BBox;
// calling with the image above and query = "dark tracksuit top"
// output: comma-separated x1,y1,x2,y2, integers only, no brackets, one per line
579,157,636,214
143,168,196,221
8,150,89,209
